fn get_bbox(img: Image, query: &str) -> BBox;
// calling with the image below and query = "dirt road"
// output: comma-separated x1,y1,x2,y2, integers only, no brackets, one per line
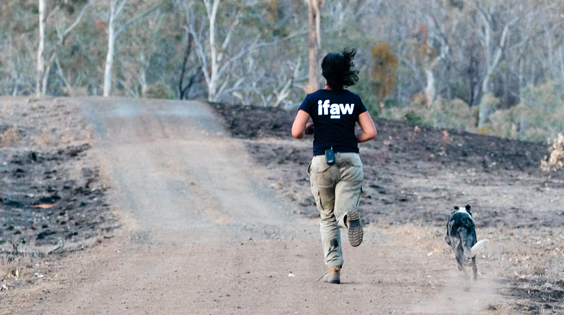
8,98,502,314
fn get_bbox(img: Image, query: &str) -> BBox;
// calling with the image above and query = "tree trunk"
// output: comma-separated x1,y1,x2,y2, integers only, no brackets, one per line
42,63,51,96
179,33,200,100
424,68,435,107
103,3,116,97
36,0,45,97
560,45,564,80
12,70,19,96
40,1,92,96
179,33,193,100
307,0,321,93
475,3,514,127
478,74,490,127
547,27,555,79
206,0,220,102
12,44,19,96
55,57,74,96
140,70,147,97
138,51,148,96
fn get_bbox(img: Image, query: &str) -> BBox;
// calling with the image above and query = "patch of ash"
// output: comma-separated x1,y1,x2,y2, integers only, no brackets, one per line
0,98,119,253
500,278,564,314
214,104,564,229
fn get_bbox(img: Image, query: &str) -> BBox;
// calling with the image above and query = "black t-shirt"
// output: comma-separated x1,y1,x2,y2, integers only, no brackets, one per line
299,89,367,156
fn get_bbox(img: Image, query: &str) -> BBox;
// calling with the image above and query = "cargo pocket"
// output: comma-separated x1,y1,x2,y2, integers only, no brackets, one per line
311,188,323,210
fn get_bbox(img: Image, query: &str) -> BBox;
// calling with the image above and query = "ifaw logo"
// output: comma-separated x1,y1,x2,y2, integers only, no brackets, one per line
317,100,355,119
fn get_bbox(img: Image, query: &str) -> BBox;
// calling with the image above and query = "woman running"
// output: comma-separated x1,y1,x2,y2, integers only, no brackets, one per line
291,48,377,284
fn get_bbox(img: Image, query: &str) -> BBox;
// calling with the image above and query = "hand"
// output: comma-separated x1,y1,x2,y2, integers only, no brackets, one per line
305,123,314,135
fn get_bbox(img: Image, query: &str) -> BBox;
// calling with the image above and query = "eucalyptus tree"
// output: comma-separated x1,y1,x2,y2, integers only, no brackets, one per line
103,0,158,97
37,0,92,96
182,0,276,102
36,0,45,97
306,0,322,93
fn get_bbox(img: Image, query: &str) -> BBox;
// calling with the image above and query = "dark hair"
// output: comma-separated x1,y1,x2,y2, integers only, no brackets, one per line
321,48,359,90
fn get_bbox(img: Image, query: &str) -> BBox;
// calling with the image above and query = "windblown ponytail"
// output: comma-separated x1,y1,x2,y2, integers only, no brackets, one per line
321,48,359,90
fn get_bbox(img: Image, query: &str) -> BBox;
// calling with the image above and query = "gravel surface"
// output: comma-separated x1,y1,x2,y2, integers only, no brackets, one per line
211,102,564,313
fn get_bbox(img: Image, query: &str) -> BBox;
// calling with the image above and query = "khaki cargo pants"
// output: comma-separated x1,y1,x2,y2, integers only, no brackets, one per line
308,152,363,268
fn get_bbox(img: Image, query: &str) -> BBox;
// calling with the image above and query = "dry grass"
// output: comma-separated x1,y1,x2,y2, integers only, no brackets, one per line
386,223,448,255
386,223,564,313
84,125,94,141
0,254,34,292
383,221,564,278
541,133,564,173
38,130,52,146
486,227,564,281
0,126,22,147
1,101,14,117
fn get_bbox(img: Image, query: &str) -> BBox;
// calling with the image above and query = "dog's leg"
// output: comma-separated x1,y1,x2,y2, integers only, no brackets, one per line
455,246,469,280
455,249,462,271
452,239,462,271
472,256,477,281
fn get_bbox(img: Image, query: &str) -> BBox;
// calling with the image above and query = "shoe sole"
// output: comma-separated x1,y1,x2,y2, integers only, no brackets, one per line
324,279,340,284
323,273,340,284
347,211,363,247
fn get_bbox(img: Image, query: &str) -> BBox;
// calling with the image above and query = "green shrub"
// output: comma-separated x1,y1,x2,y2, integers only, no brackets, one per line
404,111,423,125
429,98,478,132
381,97,476,131
485,81,564,141
145,81,174,99
378,81,564,142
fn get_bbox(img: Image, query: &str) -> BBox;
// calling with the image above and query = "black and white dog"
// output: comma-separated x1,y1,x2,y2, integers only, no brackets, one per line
445,204,489,280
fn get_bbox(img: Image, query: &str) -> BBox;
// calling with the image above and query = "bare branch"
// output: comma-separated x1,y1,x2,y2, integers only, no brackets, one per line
221,11,242,51
254,28,308,49
220,77,245,95
312,0,321,48
216,36,259,79
55,57,73,96
46,6,60,23
115,0,128,18
115,4,159,37
185,16,211,86
62,1,93,38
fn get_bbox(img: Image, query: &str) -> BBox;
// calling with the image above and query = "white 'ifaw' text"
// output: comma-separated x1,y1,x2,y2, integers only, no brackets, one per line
317,100,355,119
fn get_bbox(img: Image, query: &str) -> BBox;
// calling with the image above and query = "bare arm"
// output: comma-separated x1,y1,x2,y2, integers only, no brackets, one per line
291,109,312,139
356,111,377,143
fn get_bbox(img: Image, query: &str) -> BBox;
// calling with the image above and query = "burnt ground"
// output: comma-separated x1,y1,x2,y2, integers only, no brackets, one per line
0,99,561,313
500,278,564,313
210,103,564,228
0,97,119,253
211,102,564,314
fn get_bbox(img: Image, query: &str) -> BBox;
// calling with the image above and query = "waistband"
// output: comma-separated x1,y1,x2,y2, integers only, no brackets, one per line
313,152,360,158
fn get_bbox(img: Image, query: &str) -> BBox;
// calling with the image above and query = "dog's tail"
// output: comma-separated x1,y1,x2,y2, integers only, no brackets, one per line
470,239,489,256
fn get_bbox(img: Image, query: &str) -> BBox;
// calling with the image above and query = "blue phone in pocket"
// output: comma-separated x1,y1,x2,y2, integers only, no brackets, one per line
325,148,335,165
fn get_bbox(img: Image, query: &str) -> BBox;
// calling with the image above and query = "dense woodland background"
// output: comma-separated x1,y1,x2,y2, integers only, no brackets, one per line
1,0,564,142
